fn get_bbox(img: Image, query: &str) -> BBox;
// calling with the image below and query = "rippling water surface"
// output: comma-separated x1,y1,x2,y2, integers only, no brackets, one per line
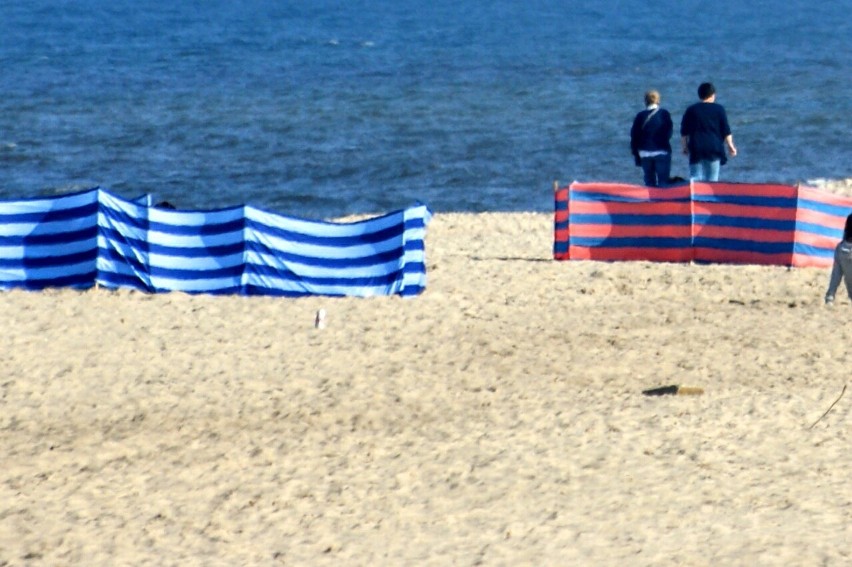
1,0,849,217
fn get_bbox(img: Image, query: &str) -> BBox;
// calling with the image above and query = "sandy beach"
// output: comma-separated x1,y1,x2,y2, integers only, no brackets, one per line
1,201,850,565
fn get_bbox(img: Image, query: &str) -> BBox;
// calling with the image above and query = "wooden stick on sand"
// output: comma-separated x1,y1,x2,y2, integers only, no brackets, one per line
809,384,847,430
642,385,704,396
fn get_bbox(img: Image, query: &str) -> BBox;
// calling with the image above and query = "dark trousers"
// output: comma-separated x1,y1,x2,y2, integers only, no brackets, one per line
641,154,671,187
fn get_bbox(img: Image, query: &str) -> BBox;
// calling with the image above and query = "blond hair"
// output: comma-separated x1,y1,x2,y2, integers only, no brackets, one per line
644,90,661,106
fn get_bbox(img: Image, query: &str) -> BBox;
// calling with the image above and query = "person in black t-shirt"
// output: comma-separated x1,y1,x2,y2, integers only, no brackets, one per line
680,82,737,181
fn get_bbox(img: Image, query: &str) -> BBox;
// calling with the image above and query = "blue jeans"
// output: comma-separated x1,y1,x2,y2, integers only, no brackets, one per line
640,154,671,187
689,160,721,182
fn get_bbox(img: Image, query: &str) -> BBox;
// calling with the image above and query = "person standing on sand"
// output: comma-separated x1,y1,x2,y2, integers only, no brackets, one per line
824,213,852,305
630,89,673,187
680,82,737,181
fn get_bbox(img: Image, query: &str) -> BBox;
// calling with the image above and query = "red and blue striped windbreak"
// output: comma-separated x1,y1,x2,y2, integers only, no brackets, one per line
554,181,852,267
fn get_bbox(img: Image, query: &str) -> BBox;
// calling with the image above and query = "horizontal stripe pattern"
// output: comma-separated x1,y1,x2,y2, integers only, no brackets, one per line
553,186,570,259
0,188,432,296
553,181,852,267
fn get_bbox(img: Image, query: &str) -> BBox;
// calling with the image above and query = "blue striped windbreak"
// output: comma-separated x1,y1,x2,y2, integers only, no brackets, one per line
0,188,431,297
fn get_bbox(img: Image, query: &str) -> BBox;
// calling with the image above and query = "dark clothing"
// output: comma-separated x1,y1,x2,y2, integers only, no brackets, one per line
640,154,671,188
630,106,673,187
630,107,673,158
680,102,732,165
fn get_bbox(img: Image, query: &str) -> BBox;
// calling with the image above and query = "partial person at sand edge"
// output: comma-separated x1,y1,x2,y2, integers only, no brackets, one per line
630,89,673,187
824,212,852,305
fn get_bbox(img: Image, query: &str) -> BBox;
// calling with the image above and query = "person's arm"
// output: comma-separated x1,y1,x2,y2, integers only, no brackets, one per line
630,114,642,164
630,115,640,153
680,108,691,155
725,134,737,157
718,107,736,157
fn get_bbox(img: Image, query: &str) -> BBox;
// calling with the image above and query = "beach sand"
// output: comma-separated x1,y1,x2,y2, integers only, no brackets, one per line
1,204,850,565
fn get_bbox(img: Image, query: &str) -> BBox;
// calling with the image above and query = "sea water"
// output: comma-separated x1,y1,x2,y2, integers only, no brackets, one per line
0,0,849,218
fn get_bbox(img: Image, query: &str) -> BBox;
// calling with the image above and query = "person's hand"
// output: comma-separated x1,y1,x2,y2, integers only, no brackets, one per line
728,145,737,157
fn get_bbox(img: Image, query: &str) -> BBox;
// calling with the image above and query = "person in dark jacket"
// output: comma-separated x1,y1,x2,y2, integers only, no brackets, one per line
680,82,737,181
825,213,852,305
630,89,673,187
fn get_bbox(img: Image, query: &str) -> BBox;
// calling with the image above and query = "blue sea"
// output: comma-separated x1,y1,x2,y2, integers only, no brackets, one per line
1,0,850,218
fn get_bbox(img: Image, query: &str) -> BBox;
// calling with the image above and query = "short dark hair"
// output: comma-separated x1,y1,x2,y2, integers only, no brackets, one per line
698,82,716,100
844,213,852,241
